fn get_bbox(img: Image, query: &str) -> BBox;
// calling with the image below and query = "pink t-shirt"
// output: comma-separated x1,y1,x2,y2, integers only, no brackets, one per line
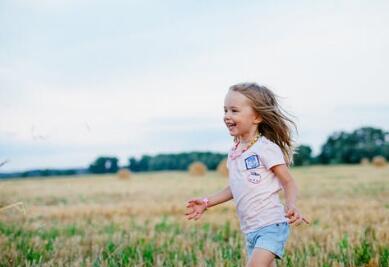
227,135,288,234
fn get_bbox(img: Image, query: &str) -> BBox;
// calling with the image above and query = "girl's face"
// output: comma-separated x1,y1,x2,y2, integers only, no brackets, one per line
223,90,262,141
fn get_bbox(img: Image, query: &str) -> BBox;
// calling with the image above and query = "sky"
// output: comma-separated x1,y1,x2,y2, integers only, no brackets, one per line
1,0,389,172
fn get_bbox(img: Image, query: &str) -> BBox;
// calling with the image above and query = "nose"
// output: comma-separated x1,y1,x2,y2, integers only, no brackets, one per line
224,111,231,122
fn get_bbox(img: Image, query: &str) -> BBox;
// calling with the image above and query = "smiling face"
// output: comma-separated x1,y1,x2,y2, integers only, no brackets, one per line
224,90,262,143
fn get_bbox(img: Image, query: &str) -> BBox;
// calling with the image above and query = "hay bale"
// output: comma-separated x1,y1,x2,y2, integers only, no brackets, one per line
372,156,387,167
117,168,131,179
217,158,229,177
188,161,207,176
360,158,370,165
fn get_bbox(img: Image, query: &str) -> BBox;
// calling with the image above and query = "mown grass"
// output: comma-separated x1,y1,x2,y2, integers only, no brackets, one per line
0,165,388,266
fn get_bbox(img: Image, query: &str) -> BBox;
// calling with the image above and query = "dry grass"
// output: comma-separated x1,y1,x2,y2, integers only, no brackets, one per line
0,165,388,266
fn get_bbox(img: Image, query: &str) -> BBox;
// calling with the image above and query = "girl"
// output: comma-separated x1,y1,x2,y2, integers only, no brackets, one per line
185,83,309,267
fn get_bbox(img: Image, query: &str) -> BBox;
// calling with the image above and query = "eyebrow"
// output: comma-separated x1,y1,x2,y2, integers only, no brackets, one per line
224,106,240,109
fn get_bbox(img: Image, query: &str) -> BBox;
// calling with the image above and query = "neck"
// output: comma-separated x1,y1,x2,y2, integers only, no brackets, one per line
239,130,260,144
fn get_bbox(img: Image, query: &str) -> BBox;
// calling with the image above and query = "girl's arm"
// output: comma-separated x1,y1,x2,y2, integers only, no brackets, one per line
185,186,233,221
271,164,309,225
206,185,233,208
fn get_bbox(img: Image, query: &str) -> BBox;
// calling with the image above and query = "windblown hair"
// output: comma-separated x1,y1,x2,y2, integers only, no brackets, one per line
230,82,297,165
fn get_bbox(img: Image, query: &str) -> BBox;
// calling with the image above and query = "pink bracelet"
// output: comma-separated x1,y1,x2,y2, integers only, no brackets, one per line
202,197,209,209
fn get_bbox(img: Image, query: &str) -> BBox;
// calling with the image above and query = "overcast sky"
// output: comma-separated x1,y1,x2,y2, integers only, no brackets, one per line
1,0,389,172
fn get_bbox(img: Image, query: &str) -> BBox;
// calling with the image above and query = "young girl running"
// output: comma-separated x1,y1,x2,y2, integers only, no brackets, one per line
185,82,309,267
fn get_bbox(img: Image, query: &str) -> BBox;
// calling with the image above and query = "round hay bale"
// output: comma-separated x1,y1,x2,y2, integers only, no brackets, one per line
117,168,131,180
360,158,370,165
372,156,387,167
188,161,207,176
217,158,228,177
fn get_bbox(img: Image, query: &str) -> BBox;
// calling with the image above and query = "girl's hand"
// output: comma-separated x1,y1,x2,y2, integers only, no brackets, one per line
185,198,207,221
285,205,310,226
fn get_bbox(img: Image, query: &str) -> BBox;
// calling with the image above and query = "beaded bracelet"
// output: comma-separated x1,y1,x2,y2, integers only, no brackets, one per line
202,197,209,209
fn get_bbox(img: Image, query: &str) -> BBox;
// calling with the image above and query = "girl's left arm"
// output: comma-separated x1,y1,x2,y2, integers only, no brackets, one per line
271,164,310,226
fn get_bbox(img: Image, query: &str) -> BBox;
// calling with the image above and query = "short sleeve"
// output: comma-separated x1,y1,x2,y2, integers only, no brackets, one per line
226,157,230,170
260,142,286,170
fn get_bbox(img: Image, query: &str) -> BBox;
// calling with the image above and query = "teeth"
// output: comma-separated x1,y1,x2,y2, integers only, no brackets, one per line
226,122,236,127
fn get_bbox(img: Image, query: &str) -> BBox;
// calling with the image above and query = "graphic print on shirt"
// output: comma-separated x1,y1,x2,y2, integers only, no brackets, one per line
244,154,260,169
244,154,262,184
247,170,261,184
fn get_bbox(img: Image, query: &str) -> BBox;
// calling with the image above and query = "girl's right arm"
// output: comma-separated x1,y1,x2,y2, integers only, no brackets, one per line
185,186,233,221
205,185,233,208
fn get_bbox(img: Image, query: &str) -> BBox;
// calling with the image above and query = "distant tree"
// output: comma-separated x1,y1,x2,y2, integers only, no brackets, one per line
88,157,119,174
318,127,389,164
293,145,313,166
128,152,227,172
129,157,141,172
139,155,152,171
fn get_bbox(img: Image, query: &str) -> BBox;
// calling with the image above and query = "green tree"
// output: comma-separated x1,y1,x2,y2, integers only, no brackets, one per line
318,127,389,164
88,157,119,174
293,145,313,166
128,152,227,172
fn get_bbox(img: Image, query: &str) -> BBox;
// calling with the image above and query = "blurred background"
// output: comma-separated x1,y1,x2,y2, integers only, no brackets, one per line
1,0,388,173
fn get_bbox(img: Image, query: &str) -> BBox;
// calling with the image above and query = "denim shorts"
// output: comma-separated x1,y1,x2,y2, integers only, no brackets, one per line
245,222,290,260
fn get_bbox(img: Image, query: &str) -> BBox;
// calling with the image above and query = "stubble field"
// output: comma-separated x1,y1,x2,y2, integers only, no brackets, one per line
0,165,388,267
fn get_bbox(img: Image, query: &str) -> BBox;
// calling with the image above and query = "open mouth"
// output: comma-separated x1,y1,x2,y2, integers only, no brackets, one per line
226,122,237,130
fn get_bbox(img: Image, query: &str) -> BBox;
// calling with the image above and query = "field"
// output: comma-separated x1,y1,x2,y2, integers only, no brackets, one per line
0,165,388,267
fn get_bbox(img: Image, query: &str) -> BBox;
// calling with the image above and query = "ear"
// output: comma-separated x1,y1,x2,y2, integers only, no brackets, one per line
253,113,263,124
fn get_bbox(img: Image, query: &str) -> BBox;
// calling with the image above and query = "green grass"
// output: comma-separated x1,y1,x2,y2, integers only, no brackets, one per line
0,218,388,267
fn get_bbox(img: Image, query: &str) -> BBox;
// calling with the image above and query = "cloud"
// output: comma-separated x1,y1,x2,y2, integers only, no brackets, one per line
1,1,389,171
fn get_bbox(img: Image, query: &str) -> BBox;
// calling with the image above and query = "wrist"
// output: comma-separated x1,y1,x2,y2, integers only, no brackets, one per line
202,197,209,210
286,203,296,210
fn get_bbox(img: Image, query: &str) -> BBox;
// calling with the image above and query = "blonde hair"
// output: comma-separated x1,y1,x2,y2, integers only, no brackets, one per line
229,82,297,165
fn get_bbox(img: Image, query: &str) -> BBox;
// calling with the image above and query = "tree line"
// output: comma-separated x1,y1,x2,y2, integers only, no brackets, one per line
1,126,388,178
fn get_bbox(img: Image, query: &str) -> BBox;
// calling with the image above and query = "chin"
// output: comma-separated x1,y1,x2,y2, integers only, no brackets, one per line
228,131,237,137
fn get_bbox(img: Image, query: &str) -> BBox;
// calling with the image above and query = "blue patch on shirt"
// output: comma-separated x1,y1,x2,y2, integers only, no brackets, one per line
244,155,260,170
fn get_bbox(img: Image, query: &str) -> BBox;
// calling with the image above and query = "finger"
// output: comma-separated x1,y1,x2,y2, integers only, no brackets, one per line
184,209,194,216
289,209,296,216
288,218,297,224
294,217,303,226
186,199,203,207
186,199,196,206
185,212,193,219
194,212,203,221
191,211,200,220
289,215,300,224
285,209,295,217
302,217,310,224
186,210,198,220
186,213,197,220
285,211,294,219
187,198,200,204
